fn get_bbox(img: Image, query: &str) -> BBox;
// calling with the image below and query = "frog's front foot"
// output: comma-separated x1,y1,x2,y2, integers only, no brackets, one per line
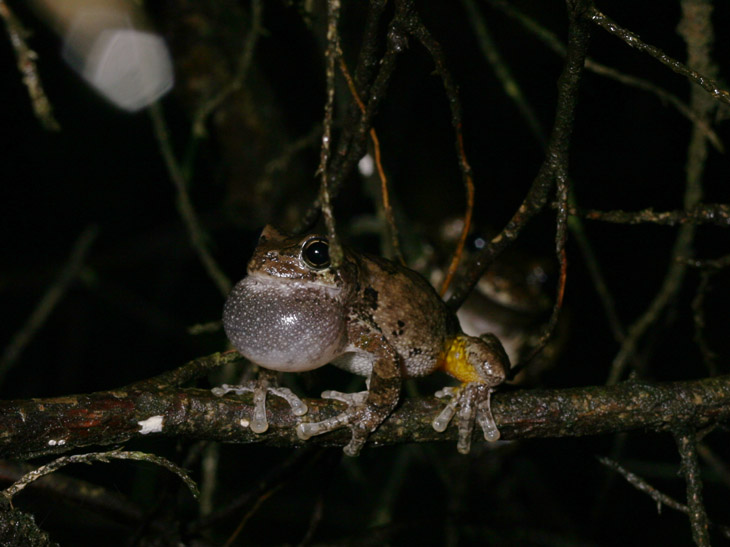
432,383,500,454
296,390,377,457
212,381,308,434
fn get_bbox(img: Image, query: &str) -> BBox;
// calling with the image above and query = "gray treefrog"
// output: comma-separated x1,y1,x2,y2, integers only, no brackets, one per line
216,225,509,456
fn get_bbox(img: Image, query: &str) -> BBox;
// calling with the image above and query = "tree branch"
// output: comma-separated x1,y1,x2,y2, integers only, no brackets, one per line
447,0,592,310
674,430,711,546
0,0,60,131
590,7,730,106
2,369,728,460
0,226,98,386
569,203,730,227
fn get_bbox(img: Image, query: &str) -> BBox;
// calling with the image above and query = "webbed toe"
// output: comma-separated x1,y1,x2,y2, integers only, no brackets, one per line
433,383,500,453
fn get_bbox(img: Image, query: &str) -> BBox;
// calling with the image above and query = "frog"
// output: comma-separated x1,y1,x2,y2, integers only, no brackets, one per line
432,218,563,383
216,225,509,456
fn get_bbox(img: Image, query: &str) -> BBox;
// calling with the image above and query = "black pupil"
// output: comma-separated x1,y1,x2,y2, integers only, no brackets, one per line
304,239,330,268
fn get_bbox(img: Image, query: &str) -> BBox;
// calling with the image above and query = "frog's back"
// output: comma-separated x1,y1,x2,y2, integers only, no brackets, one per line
344,253,459,378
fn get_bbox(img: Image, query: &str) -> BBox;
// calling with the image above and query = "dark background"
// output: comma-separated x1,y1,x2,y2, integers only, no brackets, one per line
1,1,729,545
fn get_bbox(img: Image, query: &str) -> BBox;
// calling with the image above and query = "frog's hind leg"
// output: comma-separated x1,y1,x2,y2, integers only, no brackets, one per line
297,328,402,456
296,373,400,456
296,390,369,453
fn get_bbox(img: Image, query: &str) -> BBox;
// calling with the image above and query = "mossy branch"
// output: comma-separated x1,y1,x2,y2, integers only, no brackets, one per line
1,355,728,460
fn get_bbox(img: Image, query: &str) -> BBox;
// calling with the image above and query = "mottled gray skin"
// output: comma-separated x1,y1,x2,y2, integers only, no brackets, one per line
224,226,461,378
222,225,509,455
332,251,462,378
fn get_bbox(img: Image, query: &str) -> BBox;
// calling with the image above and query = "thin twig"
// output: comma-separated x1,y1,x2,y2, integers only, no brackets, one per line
263,123,323,178
674,430,710,546
399,3,475,296
568,196,628,346
295,0,403,233
190,447,323,535
461,0,545,146
589,7,730,106
0,0,59,131
691,271,719,375
0,226,97,386
338,56,403,264
147,1,263,296
224,484,282,546
190,0,263,140
517,152,570,371
187,320,223,335
597,456,689,514
126,350,240,391
597,455,730,539
582,62,723,153
447,0,592,310
487,0,724,152
148,102,231,296
467,0,625,360
697,442,730,492
683,254,730,270
299,488,326,546
0,459,168,531
318,0,343,266
606,0,716,385
199,441,219,517
178,3,266,503
573,204,730,227
1,450,199,504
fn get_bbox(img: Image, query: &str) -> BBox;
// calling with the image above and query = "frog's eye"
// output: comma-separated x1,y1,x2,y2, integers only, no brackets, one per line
301,237,330,269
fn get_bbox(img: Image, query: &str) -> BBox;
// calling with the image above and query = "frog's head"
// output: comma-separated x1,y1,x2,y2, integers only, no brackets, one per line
246,225,346,288
223,225,350,372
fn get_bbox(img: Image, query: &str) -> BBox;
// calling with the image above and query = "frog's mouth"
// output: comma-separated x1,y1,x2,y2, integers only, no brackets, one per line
245,268,342,290
243,271,343,294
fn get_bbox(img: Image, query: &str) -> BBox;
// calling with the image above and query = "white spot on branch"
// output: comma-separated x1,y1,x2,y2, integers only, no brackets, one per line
138,415,164,434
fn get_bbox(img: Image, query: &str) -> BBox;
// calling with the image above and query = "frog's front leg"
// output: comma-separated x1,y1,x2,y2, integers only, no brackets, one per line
297,333,401,457
212,369,307,433
433,333,509,453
